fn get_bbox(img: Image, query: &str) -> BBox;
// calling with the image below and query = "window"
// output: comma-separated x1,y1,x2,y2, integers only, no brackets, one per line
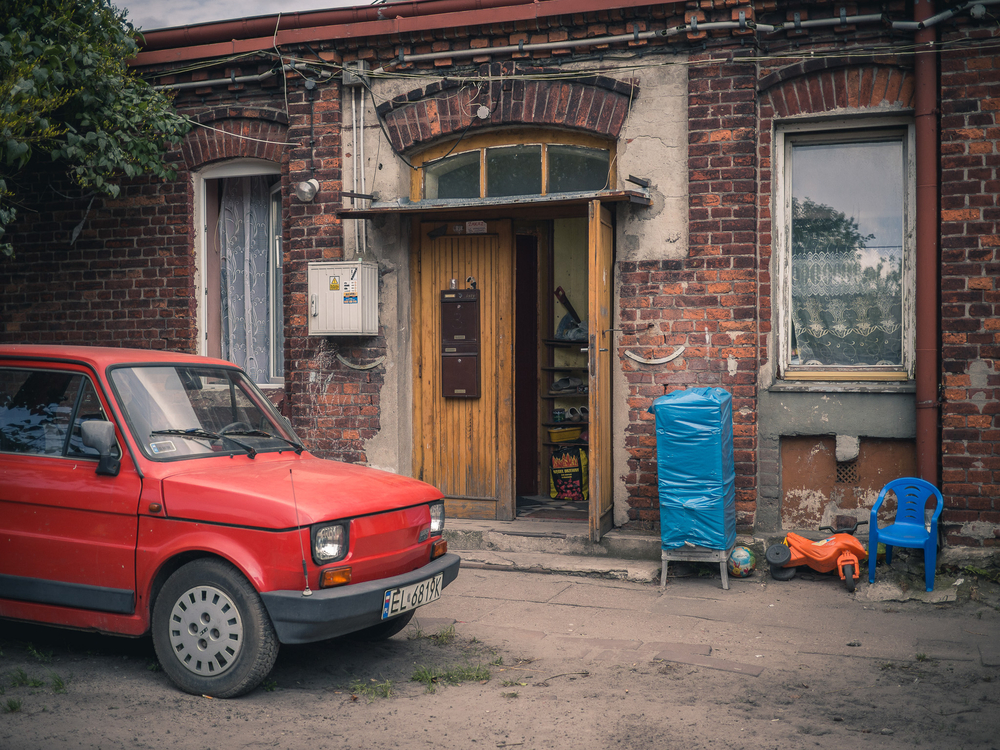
0,369,117,459
199,161,284,386
413,132,613,201
110,364,300,460
776,123,914,380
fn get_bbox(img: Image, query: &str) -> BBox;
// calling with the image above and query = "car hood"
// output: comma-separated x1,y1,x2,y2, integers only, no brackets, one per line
159,456,443,528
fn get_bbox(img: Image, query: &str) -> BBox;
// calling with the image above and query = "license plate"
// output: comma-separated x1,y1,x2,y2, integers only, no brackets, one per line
381,573,443,619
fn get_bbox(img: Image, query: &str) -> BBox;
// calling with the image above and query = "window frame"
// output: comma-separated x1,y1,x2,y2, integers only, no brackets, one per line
774,117,916,382
0,367,119,460
410,129,615,202
194,159,284,387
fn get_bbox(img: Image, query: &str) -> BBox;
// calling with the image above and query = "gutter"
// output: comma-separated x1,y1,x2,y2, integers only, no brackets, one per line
137,0,1000,71
913,0,940,486
133,0,683,67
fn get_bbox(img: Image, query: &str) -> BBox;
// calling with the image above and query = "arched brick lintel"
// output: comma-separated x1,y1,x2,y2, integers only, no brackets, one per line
378,69,640,154
181,116,288,169
762,62,915,118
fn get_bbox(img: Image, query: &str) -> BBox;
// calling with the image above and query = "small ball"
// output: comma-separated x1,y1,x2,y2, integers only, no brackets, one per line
727,545,757,577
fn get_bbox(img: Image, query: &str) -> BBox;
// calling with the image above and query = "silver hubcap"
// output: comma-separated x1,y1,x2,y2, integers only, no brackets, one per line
167,584,243,676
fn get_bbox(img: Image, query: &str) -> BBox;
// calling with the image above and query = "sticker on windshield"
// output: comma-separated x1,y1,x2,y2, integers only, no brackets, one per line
149,441,177,454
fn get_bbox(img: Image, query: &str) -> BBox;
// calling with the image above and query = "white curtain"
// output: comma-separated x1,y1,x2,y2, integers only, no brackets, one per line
219,176,271,382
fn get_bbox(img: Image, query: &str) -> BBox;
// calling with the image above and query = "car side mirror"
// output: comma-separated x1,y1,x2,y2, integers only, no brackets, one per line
81,421,121,477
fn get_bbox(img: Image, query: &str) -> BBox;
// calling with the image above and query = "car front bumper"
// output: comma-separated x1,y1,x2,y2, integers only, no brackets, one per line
260,553,461,644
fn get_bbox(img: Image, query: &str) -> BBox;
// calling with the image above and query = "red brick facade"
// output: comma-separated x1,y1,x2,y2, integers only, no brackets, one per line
938,27,1000,547
377,63,639,152
2,1,999,547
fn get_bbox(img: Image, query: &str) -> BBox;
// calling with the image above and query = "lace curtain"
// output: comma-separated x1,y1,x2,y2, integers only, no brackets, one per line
790,246,903,366
219,176,271,382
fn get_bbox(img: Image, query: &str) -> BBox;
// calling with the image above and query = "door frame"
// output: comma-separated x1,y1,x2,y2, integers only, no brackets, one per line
411,218,515,520
588,200,614,541
407,204,614,532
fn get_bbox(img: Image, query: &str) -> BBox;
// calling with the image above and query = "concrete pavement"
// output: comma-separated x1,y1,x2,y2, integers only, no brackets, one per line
411,546,1000,749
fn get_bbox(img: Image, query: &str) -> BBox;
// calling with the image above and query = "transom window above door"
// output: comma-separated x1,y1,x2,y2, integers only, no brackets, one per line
413,131,614,201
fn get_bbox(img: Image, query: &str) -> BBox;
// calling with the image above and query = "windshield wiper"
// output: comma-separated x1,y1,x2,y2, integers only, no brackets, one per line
220,429,306,454
150,428,257,458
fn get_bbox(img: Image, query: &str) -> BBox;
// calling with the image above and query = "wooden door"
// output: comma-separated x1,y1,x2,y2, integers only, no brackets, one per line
412,220,515,520
588,201,614,541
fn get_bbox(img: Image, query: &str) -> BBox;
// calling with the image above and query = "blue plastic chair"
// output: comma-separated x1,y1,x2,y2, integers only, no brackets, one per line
868,477,944,592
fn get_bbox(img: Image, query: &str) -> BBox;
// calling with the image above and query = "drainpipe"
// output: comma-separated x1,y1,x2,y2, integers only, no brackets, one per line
913,0,940,487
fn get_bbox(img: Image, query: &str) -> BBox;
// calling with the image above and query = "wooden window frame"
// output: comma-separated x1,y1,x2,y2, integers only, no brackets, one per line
410,129,615,203
773,117,916,382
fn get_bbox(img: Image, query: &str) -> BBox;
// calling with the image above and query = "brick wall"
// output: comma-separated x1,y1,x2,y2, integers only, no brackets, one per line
618,49,759,532
0,162,195,351
376,63,639,152
939,31,1000,548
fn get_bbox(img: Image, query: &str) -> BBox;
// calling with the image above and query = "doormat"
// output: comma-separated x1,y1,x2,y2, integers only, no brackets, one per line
516,495,587,521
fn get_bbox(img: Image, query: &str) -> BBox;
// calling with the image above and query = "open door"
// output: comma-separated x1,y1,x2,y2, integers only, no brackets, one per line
588,201,614,541
412,219,515,520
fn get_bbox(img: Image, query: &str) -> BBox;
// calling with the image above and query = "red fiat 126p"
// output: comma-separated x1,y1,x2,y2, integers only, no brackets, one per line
0,345,459,697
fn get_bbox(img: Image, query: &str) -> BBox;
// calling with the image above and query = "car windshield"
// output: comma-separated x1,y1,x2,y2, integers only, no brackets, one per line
110,364,302,459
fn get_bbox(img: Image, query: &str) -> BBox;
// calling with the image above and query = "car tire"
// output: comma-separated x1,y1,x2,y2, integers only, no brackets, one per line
350,609,416,641
152,558,279,698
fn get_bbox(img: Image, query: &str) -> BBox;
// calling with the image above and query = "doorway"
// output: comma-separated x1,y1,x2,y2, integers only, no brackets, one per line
411,203,613,540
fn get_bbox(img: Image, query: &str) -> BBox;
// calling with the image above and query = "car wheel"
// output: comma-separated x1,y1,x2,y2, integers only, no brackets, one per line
152,559,279,698
350,610,416,641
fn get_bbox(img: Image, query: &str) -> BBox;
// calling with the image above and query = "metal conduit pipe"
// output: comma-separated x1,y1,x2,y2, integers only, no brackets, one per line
153,64,307,90
400,4,999,65
892,0,1000,30
155,69,276,91
913,0,940,486
402,21,777,63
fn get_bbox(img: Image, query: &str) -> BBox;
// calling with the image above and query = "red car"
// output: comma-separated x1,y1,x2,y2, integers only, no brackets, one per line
0,345,459,697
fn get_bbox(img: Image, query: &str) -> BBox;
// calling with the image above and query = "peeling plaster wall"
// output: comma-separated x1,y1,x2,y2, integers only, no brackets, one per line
342,62,689,519
757,388,917,534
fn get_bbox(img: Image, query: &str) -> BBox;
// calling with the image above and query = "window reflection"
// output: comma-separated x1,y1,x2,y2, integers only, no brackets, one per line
547,145,610,193
789,138,905,368
424,151,480,199
486,145,541,196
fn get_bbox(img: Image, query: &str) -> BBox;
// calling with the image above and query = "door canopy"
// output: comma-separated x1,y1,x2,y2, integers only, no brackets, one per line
376,62,640,154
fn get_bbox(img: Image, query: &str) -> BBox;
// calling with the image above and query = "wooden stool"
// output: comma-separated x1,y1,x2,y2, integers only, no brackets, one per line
660,544,733,590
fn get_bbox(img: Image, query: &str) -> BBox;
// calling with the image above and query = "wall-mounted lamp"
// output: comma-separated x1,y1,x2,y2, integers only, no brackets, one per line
295,178,320,202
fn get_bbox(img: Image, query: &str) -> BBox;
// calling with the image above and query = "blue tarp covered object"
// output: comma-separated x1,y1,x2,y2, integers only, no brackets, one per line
649,387,736,551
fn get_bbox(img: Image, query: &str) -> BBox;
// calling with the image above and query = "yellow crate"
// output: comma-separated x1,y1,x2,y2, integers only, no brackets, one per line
548,426,582,442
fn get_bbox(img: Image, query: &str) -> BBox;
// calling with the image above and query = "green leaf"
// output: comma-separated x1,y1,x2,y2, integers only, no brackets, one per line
0,0,191,249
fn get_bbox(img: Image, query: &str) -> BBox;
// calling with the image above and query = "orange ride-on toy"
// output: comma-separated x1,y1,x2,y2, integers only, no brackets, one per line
765,519,869,592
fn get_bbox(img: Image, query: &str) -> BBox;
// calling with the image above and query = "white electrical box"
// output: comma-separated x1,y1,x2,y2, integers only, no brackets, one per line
307,260,379,336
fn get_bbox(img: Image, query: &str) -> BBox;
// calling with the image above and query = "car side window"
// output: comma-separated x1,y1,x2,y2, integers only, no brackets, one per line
0,368,116,459
67,378,118,458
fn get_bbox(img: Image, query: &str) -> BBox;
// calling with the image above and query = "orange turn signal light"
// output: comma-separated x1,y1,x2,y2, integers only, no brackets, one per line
431,538,448,560
319,566,352,589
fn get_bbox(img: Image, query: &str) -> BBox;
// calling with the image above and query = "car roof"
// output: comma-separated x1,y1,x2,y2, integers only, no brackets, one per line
0,345,236,370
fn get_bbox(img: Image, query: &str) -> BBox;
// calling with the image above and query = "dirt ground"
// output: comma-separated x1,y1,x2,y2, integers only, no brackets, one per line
1,561,999,750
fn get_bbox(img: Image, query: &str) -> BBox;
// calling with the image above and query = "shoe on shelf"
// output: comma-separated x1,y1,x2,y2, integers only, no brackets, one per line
550,376,582,394
567,407,582,422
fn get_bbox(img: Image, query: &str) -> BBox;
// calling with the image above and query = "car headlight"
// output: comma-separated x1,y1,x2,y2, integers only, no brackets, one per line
429,501,445,536
312,523,348,563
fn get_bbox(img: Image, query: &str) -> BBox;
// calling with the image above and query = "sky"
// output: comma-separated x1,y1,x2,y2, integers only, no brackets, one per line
119,0,367,32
